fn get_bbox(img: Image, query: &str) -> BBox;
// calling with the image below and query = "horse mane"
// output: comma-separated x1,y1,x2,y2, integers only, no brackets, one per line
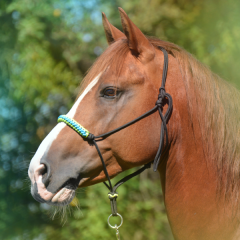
79,37,240,202
157,39,240,203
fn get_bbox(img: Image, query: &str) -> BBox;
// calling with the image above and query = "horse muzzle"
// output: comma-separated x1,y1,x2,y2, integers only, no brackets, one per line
29,164,75,206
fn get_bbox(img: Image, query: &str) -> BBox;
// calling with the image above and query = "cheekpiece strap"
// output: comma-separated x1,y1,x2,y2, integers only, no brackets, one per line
58,115,90,138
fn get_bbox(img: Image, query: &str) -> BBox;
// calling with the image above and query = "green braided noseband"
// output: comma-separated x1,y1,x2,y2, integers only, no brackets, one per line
58,115,90,138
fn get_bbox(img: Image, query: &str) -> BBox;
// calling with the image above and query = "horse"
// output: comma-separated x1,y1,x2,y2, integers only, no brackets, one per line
28,7,240,240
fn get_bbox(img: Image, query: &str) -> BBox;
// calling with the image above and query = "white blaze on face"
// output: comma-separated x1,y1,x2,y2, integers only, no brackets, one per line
67,72,102,118
28,122,66,183
28,73,102,188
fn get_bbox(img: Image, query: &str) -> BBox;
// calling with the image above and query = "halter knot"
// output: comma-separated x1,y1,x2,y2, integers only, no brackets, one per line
156,95,164,107
155,87,166,107
108,192,118,199
86,133,95,141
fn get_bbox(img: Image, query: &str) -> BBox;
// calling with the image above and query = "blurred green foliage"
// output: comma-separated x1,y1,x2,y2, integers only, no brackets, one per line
0,0,240,239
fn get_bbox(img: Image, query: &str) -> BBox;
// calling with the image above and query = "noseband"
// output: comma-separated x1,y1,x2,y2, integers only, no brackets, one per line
58,47,172,232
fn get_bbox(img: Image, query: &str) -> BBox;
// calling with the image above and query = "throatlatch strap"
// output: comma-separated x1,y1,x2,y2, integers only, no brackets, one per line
57,46,172,216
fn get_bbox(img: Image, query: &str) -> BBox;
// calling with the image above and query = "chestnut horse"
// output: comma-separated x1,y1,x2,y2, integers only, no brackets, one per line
28,8,240,240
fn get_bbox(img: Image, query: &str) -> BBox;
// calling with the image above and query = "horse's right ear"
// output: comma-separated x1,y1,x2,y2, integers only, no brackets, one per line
102,12,126,45
118,8,155,63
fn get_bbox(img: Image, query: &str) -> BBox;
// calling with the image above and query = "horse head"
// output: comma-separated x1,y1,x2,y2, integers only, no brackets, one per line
28,8,177,205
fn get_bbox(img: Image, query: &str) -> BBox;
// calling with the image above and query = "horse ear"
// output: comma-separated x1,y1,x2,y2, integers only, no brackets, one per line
118,7,155,63
102,12,126,45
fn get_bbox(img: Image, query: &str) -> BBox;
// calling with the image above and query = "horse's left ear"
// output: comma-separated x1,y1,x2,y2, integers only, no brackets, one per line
102,12,126,45
118,7,155,63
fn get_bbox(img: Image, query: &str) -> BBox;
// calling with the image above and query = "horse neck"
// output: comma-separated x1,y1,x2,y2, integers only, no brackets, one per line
157,55,240,240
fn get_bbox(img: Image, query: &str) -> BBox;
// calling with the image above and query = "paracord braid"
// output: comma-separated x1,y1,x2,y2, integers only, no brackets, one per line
58,115,90,138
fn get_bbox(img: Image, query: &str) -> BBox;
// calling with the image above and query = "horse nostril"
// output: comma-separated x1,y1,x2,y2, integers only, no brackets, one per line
40,164,48,178
35,164,46,177
35,164,50,186
40,163,51,187
41,164,49,183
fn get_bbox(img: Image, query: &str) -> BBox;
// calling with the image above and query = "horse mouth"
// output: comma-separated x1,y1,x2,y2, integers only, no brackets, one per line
31,181,76,206
50,187,75,205
50,178,79,205
31,164,78,206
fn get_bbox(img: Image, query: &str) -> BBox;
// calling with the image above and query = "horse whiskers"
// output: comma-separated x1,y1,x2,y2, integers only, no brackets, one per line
24,176,31,185
21,184,31,192
21,177,32,192
50,192,81,224
75,188,86,194
51,205,68,223
28,151,36,155
51,207,57,220
60,206,68,225
14,162,30,173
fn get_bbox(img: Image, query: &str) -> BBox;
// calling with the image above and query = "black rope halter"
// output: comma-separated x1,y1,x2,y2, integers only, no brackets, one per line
58,46,173,216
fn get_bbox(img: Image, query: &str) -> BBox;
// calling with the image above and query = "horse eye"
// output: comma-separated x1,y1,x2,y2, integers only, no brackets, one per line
103,88,117,98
